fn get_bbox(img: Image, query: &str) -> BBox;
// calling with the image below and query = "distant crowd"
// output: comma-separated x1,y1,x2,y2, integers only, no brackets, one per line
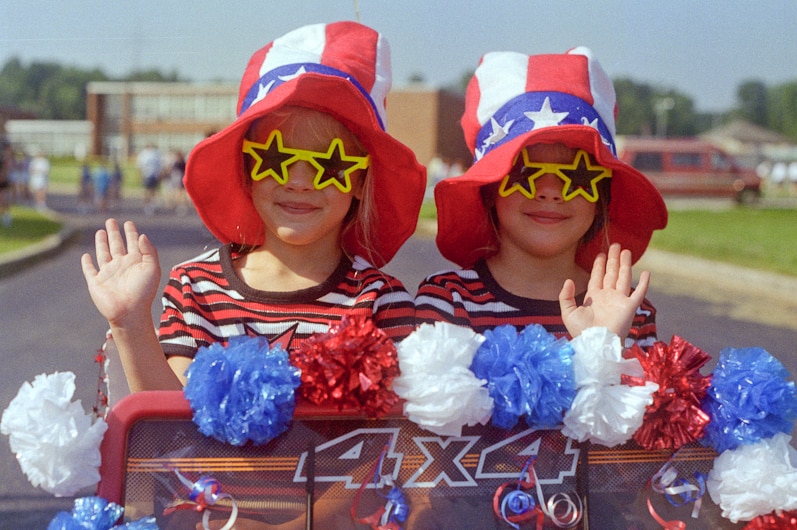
0,139,193,228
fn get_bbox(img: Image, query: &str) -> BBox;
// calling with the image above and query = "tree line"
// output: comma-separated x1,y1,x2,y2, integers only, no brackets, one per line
2,58,797,142
0,58,182,121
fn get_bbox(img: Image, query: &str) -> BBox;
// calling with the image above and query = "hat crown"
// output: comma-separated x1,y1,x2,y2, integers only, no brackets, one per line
237,21,392,128
462,47,618,161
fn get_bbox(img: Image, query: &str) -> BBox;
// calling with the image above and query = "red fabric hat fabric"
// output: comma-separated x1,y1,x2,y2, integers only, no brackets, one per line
435,47,667,269
184,21,426,267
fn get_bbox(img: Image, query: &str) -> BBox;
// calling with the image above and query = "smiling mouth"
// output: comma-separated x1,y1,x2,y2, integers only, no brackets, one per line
278,201,319,214
527,210,568,222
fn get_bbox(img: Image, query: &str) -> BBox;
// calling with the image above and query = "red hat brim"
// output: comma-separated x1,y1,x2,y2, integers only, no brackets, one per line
435,126,667,269
185,73,426,267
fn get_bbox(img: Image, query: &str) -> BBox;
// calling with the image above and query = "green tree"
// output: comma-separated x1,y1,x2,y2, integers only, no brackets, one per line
734,80,768,126
0,58,27,107
614,77,655,135
614,78,700,137
0,58,186,120
767,81,797,142
125,68,182,82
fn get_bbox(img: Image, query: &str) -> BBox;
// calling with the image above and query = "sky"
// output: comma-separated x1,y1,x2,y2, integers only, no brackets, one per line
1,1,795,113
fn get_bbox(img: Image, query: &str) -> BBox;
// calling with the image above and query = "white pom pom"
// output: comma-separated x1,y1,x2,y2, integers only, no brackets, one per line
1,372,107,496
707,432,797,523
561,380,657,446
569,326,644,386
393,322,493,436
561,327,657,446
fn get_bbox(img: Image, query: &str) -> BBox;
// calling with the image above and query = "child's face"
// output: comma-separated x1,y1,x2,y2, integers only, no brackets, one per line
244,108,367,250
493,143,599,260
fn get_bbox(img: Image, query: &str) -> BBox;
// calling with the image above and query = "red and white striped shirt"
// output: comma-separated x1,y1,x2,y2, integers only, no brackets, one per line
158,245,415,358
414,260,657,347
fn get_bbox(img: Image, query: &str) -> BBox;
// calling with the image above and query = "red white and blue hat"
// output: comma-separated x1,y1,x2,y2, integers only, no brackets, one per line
435,47,667,269
184,21,426,267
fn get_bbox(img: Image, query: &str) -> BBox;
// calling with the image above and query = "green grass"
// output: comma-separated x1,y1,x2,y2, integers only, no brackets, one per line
649,207,797,277
0,206,63,253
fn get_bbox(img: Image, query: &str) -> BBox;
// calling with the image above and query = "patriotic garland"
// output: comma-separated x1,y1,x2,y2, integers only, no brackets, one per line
2,320,796,528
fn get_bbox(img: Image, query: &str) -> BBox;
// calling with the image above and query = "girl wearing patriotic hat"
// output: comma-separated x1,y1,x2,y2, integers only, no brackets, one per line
81,21,426,391
415,47,667,346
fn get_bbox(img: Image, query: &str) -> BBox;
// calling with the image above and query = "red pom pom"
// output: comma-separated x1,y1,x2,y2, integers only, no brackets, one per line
290,314,399,418
743,510,797,529
630,336,713,450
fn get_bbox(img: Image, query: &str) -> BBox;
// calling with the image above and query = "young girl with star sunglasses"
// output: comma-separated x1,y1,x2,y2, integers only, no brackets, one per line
415,47,668,346
81,21,426,392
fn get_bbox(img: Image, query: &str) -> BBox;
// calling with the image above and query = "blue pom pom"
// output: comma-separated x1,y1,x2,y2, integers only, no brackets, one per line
702,347,797,453
184,336,302,446
471,324,576,430
47,496,157,530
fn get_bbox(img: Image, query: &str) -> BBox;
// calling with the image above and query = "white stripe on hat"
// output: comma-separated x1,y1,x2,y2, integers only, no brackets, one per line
567,46,616,139
475,52,528,128
259,23,327,78
371,32,391,126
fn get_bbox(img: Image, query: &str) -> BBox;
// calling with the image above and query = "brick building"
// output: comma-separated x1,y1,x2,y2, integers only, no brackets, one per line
85,81,470,169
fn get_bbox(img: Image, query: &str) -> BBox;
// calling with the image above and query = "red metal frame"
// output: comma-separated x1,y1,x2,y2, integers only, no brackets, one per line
95,391,403,505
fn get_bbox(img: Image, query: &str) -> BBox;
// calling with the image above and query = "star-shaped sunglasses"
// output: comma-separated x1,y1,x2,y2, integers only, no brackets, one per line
242,129,370,193
498,148,612,203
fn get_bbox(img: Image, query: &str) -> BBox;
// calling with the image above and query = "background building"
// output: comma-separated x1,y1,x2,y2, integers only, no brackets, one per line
3,119,92,158
84,81,470,170
86,81,238,160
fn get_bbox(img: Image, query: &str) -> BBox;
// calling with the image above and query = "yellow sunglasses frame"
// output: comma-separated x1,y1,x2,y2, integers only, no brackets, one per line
497,149,612,203
242,129,370,194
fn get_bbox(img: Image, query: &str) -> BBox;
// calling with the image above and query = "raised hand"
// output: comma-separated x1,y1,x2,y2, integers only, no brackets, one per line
80,219,162,327
558,243,649,339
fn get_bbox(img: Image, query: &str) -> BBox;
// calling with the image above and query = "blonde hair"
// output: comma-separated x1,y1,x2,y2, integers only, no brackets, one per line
242,106,377,260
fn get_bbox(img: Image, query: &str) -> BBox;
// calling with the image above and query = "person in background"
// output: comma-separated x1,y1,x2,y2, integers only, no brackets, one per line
78,161,94,213
136,143,162,215
165,150,189,214
0,140,12,227
110,158,124,204
93,161,111,212
27,149,50,211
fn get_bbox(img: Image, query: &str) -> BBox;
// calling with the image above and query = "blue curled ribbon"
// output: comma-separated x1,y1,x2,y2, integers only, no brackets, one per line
380,486,409,527
501,489,537,530
173,469,239,530
494,458,540,530
494,456,583,529
373,446,409,528
651,461,706,520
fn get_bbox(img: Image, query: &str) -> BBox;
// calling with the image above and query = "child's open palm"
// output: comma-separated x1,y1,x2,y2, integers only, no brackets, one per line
80,219,162,327
559,243,650,340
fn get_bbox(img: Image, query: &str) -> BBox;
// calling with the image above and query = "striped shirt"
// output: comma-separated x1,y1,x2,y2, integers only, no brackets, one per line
159,245,415,358
414,260,657,348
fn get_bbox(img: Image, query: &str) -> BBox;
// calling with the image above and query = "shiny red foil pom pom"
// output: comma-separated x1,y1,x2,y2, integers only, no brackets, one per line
743,510,797,529
630,336,712,450
290,314,399,418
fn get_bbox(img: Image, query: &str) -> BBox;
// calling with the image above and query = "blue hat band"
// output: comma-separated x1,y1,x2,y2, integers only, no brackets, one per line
239,63,384,130
474,91,616,163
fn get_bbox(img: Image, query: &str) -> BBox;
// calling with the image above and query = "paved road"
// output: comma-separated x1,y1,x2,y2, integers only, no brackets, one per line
1,192,796,527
